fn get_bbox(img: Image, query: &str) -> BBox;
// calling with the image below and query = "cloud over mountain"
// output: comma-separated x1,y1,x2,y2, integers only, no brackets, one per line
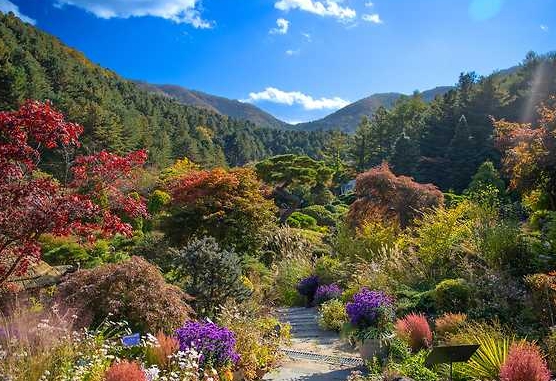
245,87,349,110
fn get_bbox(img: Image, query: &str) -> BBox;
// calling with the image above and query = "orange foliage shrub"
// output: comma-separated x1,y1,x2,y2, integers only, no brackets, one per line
104,360,147,381
434,313,467,339
146,332,180,369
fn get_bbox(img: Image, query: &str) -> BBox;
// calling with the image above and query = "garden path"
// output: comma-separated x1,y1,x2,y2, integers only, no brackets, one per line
263,307,363,381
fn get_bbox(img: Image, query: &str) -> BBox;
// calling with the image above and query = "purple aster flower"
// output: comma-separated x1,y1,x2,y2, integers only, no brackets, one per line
314,284,343,305
175,320,239,369
345,288,394,329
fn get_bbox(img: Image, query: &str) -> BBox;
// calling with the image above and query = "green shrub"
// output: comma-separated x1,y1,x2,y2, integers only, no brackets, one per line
334,221,399,262
413,202,474,284
318,299,348,331
286,212,317,230
314,256,343,285
434,279,472,313
41,236,90,267
273,257,312,306
302,205,337,226
172,236,252,317
388,350,438,381
147,189,171,214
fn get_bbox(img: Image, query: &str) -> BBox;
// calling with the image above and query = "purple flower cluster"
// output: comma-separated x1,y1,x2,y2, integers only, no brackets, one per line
345,288,394,329
296,275,320,298
175,320,239,369
314,284,343,305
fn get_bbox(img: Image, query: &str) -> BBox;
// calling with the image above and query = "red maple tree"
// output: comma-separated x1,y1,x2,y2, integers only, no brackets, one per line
347,162,444,228
0,101,148,288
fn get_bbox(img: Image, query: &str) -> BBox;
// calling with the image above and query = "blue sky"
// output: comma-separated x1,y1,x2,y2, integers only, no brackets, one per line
1,0,555,123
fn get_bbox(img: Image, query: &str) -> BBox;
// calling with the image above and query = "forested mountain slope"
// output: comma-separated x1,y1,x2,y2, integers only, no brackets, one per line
348,52,556,192
0,12,336,169
136,82,290,130
297,87,453,133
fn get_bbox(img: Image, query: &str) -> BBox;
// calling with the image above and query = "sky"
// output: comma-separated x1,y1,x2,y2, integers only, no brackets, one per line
1,0,555,123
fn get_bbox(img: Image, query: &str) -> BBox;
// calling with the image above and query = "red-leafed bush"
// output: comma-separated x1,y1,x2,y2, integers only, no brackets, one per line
347,163,443,229
104,360,147,381
395,313,433,352
58,256,193,333
499,342,551,381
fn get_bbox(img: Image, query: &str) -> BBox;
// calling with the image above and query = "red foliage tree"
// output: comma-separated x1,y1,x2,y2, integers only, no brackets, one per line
494,99,556,209
347,163,444,228
0,101,147,288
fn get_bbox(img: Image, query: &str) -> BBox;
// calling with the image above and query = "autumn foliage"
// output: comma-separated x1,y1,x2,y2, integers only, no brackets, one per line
499,342,551,381
164,167,277,253
104,360,147,381
0,100,147,288
494,99,556,209
58,256,193,333
347,163,444,228
395,313,433,352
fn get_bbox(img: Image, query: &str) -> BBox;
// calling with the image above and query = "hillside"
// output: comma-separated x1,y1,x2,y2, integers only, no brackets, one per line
0,12,335,169
296,86,453,133
136,82,290,130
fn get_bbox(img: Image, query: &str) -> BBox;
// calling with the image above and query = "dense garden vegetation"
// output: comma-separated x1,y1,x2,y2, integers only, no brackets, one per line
2,9,556,381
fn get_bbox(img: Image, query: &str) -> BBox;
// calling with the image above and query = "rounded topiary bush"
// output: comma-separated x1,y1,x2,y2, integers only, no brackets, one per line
434,278,472,313
287,212,317,230
302,205,337,226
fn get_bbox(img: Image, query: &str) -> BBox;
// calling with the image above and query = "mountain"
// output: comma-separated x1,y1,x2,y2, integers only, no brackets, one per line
135,82,290,130
296,86,453,133
0,12,337,170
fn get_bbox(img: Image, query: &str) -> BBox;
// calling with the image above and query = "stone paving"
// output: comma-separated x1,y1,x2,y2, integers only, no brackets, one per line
263,307,363,381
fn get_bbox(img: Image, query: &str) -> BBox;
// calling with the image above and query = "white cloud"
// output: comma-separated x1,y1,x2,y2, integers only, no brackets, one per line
0,0,35,24
362,13,382,24
270,18,289,34
285,48,300,56
275,0,356,21
244,87,349,110
540,24,549,32
365,2,374,7
302,32,312,41
54,0,212,28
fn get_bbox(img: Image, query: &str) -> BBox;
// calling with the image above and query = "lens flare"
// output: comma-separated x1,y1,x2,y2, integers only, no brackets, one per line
522,59,550,123
469,0,504,21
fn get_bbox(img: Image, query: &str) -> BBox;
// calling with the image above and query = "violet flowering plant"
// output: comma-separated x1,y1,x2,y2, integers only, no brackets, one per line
314,284,343,306
175,320,239,370
345,288,395,341
296,275,320,305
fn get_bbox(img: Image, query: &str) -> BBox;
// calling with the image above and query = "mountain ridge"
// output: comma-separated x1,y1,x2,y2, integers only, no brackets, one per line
138,82,454,133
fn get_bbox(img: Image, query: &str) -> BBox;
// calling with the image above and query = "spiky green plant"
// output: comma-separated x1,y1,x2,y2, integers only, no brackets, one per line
449,322,515,381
